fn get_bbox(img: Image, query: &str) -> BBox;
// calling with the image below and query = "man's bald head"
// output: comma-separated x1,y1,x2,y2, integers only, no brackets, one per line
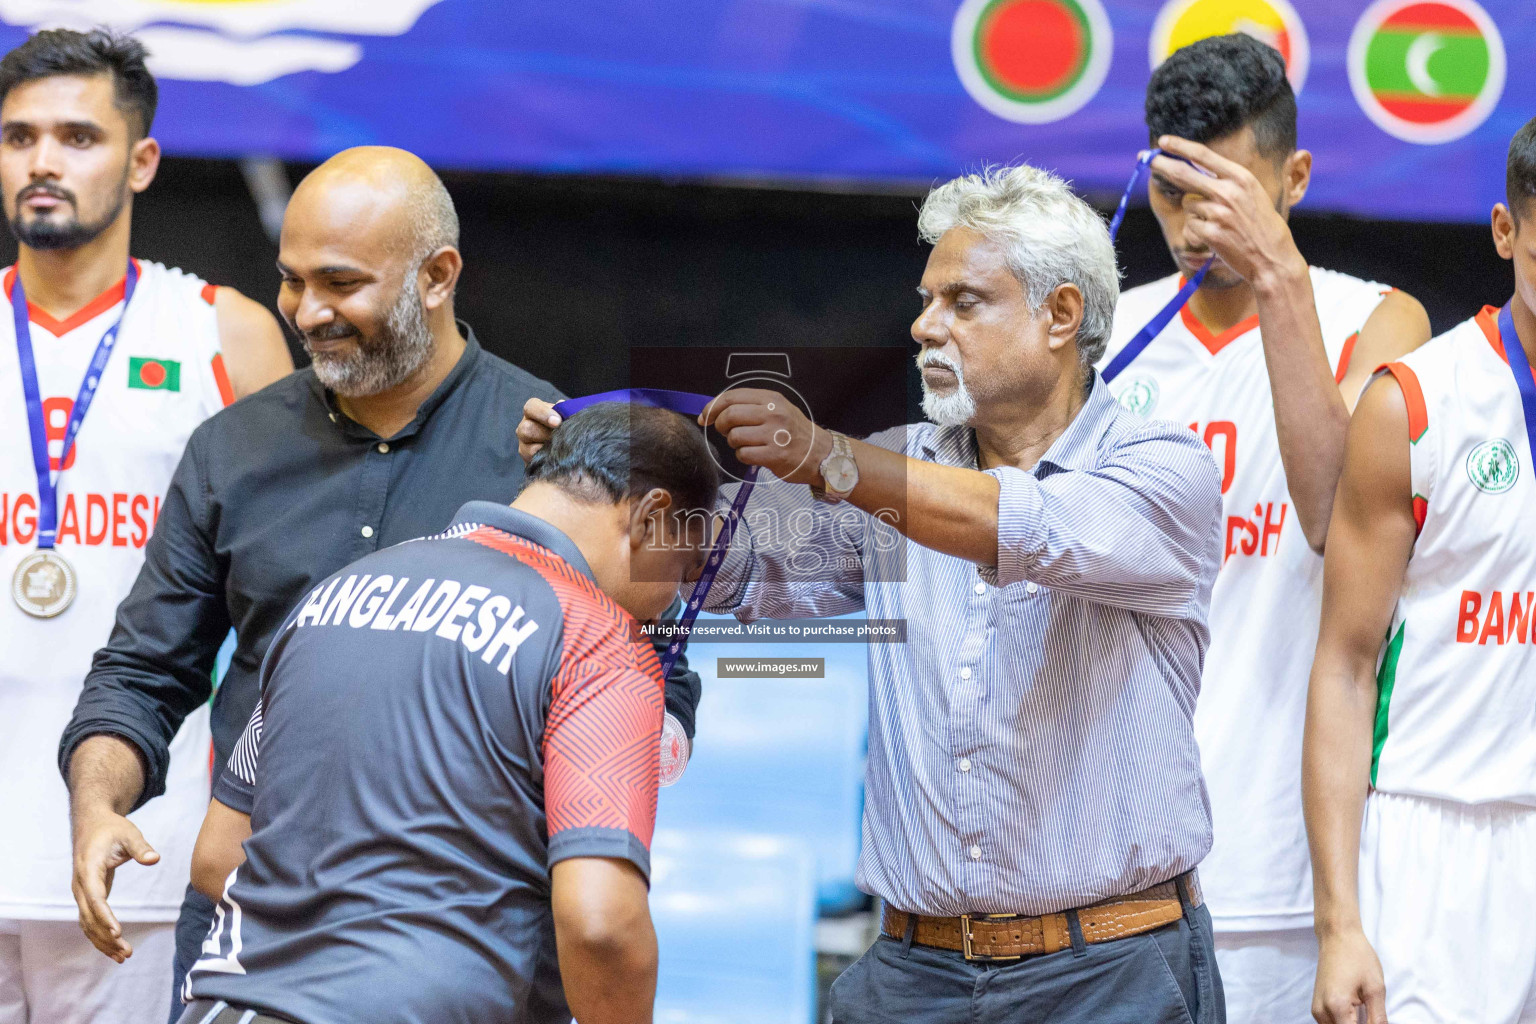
290,146,458,264
276,146,466,399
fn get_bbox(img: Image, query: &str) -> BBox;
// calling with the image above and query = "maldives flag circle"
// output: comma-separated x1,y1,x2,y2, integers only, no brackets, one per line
952,0,1114,124
1348,0,1506,144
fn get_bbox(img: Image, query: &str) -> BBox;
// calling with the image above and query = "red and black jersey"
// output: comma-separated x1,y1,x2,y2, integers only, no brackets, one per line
193,501,663,1024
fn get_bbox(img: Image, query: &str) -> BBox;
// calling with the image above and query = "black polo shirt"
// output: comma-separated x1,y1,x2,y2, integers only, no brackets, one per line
59,328,701,807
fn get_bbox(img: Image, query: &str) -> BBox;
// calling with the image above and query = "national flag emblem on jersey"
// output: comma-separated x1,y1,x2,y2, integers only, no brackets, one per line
1348,0,1506,144
1149,0,1310,91
951,0,1114,124
1465,438,1518,494
129,356,181,392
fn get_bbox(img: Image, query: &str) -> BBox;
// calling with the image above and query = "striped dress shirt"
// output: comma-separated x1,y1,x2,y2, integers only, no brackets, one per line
707,374,1223,917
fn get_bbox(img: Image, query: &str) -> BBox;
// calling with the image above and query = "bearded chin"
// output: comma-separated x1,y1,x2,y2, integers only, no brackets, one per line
309,281,435,399
921,379,978,427
9,200,122,252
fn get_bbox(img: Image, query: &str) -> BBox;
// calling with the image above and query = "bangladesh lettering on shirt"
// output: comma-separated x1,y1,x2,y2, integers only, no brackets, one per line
291,574,541,672
0,491,162,548
1456,590,1536,645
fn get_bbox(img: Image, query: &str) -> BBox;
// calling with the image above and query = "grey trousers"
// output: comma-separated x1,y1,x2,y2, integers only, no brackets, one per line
829,903,1225,1024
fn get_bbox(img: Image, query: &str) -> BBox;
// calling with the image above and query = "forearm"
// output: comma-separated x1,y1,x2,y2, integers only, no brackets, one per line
557,921,658,1024
1303,658,1379,937
1254,259,1350,550
67,735,148,825
842,438,998,565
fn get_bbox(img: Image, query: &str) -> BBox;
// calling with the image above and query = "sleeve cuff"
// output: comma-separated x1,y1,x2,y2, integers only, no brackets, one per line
212,767,255,816
985,466,1047,589
57,723,170,814
548,827,652,885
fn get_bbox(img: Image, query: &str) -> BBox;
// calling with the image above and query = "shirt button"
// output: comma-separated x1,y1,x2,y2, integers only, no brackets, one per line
1026,582,1039,595
959,758,972,772
960,667,972,680
969,845,982,860
973,582,986,596
360,525,375,538
377,442,390,454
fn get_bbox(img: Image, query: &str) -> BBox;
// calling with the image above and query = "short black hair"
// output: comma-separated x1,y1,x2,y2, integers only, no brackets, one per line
0,28,157,138
1146,33,1296,163
1507,116,1536,225
525,402,720,518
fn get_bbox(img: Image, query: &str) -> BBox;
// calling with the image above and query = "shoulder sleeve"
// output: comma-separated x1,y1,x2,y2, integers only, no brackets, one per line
542,596,665,881
212,699,263,814
1377,357,1436,533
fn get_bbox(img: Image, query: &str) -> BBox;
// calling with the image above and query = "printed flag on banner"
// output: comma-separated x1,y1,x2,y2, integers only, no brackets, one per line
951,0,1114,124
1149,0,1310,91
1349,0,1506,144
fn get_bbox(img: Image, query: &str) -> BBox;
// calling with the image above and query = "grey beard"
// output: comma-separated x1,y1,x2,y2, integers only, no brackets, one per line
918,355,979,427
308,280,434,398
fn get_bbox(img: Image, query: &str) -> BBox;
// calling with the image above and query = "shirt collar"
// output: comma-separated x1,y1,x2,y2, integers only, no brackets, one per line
309,321,483,441
920,371,1114,475
448,501,598,584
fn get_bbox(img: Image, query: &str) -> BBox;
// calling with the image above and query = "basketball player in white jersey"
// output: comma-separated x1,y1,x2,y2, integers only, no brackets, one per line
0,29,290,1024
1305,118,1536,1024
1098,35,1431,1024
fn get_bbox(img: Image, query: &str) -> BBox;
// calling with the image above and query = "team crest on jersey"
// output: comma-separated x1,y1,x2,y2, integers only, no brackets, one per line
1466,438,1518,493
1114,375,1160,417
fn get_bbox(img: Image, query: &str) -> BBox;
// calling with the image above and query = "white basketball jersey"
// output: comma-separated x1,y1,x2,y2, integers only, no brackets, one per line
1370,308,1536,806
0,259,230,921
1100,267,1392,930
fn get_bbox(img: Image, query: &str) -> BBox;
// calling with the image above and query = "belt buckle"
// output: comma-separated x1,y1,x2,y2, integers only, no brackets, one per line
959,914,1024,962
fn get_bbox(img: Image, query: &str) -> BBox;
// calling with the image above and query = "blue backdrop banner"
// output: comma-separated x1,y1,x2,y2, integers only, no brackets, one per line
0,0,1528,221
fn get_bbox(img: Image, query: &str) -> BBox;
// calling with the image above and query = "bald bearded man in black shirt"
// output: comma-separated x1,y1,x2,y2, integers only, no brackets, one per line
55,147,702,1022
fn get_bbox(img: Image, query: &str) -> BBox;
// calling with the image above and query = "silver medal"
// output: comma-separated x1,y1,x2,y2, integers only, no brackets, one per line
12,549,77,618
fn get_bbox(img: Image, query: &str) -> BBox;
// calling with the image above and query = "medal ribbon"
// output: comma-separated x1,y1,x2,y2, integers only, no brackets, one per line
551,389,758,676
13,260,139,549
1498,304,1536,464
1102,149,1215,383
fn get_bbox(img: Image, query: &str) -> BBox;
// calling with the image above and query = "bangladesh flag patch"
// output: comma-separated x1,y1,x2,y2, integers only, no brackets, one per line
952,0,1113,124
1348,0,1506,144
128,357,180,392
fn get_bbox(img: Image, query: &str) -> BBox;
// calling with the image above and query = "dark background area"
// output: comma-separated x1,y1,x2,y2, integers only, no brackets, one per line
2,157,1511,425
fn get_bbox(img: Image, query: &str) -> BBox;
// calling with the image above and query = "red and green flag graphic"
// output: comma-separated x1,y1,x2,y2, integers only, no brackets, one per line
1349,0,1505,144
952,0,1113,124
128,356,180,392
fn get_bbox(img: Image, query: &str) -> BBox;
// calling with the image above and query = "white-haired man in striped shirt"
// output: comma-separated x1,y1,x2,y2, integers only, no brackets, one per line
519,164,1227,1022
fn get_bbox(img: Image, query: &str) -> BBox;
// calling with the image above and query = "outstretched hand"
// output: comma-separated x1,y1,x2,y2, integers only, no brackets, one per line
71,810,159,962
699,388,830,487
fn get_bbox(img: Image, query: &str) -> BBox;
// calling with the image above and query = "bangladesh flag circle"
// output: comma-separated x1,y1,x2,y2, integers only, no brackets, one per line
953,0,1114,124
1348,0,1506,144
138,360,167,388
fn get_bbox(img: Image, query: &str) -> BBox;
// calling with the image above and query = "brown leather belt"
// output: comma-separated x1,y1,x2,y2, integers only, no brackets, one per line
882,871,1202,962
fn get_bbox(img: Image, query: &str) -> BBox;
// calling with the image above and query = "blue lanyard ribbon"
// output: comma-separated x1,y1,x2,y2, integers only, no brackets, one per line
1498,304,1536,464
13,260,139,550
552,388,758,677
1102,149,1215,383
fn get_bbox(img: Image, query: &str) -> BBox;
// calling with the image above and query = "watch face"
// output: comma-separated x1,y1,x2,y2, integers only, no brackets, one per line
824,455,858,493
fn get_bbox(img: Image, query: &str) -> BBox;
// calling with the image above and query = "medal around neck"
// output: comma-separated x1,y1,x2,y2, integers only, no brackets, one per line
12,549,77,617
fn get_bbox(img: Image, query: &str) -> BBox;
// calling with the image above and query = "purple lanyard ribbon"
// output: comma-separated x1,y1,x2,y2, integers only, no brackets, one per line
13,260,139,550
1102,149,1215,383
551,389,757,676
1498,304,1536,464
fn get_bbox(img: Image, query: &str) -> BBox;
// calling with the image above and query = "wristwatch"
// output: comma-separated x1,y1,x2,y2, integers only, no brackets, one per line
811,431,859,504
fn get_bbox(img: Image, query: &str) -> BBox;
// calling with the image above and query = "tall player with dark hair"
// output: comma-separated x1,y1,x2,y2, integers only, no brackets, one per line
0,28,290,1024
1098,34,1431,1023
1305,117,1536,1024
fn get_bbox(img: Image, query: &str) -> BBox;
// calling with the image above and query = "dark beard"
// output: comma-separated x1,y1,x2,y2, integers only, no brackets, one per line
8,187,126,252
